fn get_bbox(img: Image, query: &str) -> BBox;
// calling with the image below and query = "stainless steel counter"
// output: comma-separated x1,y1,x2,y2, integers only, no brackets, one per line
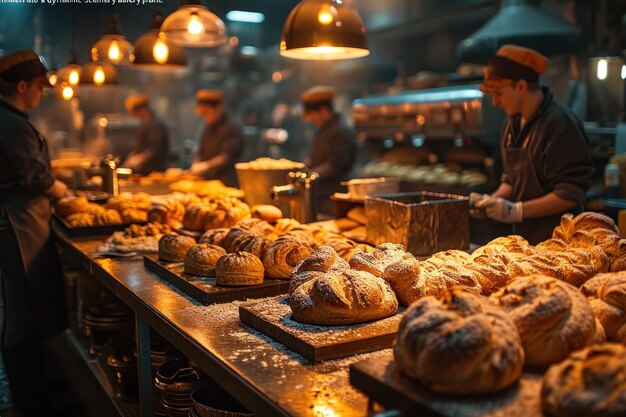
54,228,381,417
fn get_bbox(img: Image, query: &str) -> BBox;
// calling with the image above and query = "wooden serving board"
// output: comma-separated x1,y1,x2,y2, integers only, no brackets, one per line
349,352,544,417
143,255,290,305
239,296,404,363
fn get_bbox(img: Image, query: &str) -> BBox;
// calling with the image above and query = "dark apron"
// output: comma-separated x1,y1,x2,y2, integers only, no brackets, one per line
504,134,565,245
0,125,67,342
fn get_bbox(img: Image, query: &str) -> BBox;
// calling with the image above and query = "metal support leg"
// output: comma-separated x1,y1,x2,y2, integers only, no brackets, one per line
135,314,153,417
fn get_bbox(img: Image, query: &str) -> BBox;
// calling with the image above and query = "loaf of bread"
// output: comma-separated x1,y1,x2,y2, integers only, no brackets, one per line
120,208,148,224
491,275,596,368
65,212,94,227
262,235,315,279
581,272,626,344
198,228,229,247
158,234,196,262
541,343,626,417
184,244,226,277
289,246,398,325
55,196,89,217
250,204,283,223
215,252,264,286
393,287,524,394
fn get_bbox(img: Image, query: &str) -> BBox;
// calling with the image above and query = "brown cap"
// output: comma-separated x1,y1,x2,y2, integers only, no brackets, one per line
480,44,548,93
196,89,224,105
0,50,51,86
125,94,150,112
301,85,335,104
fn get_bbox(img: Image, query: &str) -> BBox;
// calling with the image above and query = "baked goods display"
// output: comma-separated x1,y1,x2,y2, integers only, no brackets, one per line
184,244,226,277
541,343,626,417
97,222,173,254
198,228,230,247
149,196,186,229
237,157,304,170
55,193,154,227
393,287,524,394
215,252,264,286
55,195,89,217
169,179,244,199
250,205,283,223
491,275,597,368
158,234,197,262
360,160,488,187
182,198,250,232
262,235,316,279
581,271,626,344
289,246,398,325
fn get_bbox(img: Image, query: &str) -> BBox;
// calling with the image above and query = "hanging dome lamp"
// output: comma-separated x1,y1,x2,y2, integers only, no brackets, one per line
132,11,188,70
160,0,227,48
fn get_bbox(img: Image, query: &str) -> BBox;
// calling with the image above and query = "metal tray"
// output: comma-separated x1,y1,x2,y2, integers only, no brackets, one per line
52,213,137,237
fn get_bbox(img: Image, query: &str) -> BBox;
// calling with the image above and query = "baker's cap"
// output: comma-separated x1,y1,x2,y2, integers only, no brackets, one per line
196,89,224,105
480,44,548,93
0,50,51,86
125,94,150,112
301,85,335,112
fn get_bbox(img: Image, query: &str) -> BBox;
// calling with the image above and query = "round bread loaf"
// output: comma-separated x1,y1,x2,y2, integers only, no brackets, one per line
55,196,89,217
250,205,283,223
158,234,196,262
491,275,596,368
215,252,264,286
184,244,226,277
394,287,524,394
541,343,626,417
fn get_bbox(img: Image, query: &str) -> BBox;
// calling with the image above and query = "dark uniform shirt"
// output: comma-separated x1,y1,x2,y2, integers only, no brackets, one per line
306,113,356,182
197,115,242,186
0,98,54,199
126,117,170,176
500,87,594,243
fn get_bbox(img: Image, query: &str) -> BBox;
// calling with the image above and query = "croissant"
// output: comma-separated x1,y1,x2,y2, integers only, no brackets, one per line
94,209,123,226
541,343,626,417
491,275,596,368
581,272,626,344
394,287,524,394
273,218,301,236
120,208,148,224
262,236,315,279
289,246,398,325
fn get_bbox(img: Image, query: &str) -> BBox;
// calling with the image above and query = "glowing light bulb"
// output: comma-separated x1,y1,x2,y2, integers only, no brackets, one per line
318,4,335,24
597,58,608,80
62,85,74,100
621,64,626,80
69,69,79,85
93,67,105,85
48,74,57,86
188,12,205,35
153,39,169,64
108,40,121,63
98,117,108,128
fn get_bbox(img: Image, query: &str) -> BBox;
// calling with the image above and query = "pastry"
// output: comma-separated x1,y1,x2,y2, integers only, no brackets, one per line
158,234,196,262
55,196,89,217
215,252,264,286
234,218,275,236
182,203,213,231
120,208,148,224
250,205,283,223
491,275,596,368
184,244,226,277
289,246,398,325
541,343,626,417
94,209,123,226
273,218,301,235
198,228,229,247
581,272,626,344
65,212,94,227
262,236,315,279
84,203,106,216
393,287,524,394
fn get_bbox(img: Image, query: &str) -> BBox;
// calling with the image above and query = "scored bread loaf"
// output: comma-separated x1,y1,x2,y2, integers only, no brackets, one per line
215,252,264,286
491,275,597,368
158,234,196,262
393,287,524,394
289,246,398,325
581,272,626,344
541,343,626,417
184,244,226,277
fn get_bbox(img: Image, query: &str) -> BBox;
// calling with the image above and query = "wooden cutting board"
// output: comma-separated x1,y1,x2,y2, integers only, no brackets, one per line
143,255,290,305
239,296,403,363
349,351,544,417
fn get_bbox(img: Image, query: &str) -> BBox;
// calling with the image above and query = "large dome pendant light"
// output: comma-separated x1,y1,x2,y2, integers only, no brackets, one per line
160,0,227,48
132,11,188,70
80,61,119,86
280,0,369,60
57,53,82,86
91,14,134,65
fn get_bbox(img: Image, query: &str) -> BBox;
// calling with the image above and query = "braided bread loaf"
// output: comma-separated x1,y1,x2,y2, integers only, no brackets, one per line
289,246,398,325
541,343,626,417
491,275,597,368
394,287,524,394
581,272,626,344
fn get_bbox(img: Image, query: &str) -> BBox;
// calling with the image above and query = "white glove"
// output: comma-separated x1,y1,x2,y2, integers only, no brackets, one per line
46,179,67,201
469,192,490,218
483,197,523,224
190,161,211,176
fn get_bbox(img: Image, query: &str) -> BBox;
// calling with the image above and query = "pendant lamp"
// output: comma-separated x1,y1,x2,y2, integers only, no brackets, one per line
132,11,188,70
280,0,369,60
57,54,82,86
160,0,227,48
81,61,119,85
91,15,134,65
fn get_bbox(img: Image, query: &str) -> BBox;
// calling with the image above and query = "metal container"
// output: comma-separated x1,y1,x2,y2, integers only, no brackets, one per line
365,192,469,256
341,177,399,199
235,162,305,206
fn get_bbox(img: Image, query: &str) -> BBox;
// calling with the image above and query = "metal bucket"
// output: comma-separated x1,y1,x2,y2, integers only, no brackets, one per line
235,162,304,206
